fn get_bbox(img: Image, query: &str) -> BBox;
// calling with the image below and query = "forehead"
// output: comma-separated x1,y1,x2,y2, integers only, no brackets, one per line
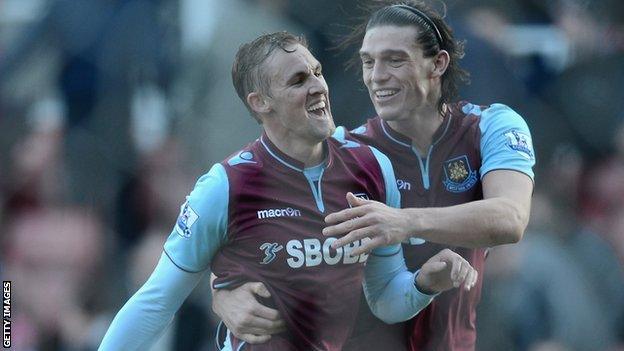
265,44,319,83
360,25,420,55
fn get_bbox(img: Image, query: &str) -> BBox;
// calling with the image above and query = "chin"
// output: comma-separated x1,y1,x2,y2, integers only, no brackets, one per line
327,124,336,136
312,125,334,141
376,109,401,121
318,128,333,141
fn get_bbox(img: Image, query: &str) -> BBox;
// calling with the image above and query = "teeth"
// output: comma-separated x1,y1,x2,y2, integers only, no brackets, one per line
375,90,398,98
307,101,326,112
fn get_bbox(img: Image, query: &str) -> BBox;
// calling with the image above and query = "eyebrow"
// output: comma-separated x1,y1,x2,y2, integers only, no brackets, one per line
284,63,322,84
359,49,409,57
285,71,306,84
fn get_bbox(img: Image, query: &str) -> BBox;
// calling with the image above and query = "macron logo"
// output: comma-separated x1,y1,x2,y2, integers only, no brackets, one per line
397,179,412,191
257,207,302,219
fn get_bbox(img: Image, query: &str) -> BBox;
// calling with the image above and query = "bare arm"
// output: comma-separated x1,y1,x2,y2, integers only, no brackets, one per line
323,170,533,255
408,170,532,247
210,273,286,344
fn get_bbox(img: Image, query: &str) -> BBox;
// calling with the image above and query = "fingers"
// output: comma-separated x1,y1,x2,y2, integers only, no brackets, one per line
270,319,287,333
325,216,368,238
425,261,447,274
245,283,284,322
249,282,271,299
330,225,375,251
345,192,370,207
450,256,462,284
250,303,283,322
227,308,286,339
237,334,272,344
349,236,391,256
422,249,480,293
454,260,470,288
446,253,471,288
464,268,478,291
214,282,286,339
323,206,369,228
445,254,477,291
237,315,285,334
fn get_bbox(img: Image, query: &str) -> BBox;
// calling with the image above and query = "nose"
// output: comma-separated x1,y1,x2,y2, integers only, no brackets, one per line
309,75,328,96
370,62,390,83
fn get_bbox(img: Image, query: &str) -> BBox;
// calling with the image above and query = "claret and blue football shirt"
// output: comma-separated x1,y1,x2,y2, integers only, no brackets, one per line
100,129,440,351
343,102,535,351
163,132,427,351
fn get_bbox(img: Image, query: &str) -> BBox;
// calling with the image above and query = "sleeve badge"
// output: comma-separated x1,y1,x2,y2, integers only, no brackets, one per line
175,200,199,238
504,129,534,160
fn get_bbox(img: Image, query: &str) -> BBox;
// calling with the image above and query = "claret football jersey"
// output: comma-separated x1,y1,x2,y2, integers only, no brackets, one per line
164,131,400,351
344,102,535,351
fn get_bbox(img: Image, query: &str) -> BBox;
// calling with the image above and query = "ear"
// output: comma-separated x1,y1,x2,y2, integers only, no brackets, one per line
431,50,450,78
247,92,271,115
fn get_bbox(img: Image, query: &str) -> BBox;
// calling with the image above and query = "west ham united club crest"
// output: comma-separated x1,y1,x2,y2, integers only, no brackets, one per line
443,155,478,193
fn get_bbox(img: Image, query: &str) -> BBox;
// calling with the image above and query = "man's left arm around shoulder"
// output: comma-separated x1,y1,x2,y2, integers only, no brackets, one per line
323,170,533,254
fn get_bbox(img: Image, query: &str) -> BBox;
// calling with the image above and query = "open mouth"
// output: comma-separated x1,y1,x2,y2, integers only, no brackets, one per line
373,89,399,102
306,100,327,117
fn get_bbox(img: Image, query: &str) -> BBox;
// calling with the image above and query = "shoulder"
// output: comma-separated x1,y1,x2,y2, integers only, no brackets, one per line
476,103,529,130
453,101,530,141
474,102,536,175
329,130,391,179
221,139,264,176
451,101,526,124
187,163,229,206
328,129,369,160
172,162,229,239
336,117,382,146
477,103,533,155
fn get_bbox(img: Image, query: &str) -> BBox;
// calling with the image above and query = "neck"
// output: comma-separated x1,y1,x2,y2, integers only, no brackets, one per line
387,103,445,154
264,128,325,167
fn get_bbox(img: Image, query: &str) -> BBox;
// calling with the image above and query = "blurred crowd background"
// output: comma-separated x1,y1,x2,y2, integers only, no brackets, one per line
0,0,623,350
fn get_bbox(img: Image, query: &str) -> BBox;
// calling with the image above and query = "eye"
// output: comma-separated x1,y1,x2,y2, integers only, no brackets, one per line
291,75,305,86
314,69,322,77
389,58,404,67
361,58,374,68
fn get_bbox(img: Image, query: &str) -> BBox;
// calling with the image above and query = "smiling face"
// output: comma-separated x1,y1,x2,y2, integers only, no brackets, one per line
261,44,335,144
360,25,441,122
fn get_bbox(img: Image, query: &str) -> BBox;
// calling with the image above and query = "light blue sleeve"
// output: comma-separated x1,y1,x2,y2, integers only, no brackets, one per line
163,163,229,272
479,103,536,180
363,246,435,324
369,146,400,208
99,254,204,350
363,146,433,324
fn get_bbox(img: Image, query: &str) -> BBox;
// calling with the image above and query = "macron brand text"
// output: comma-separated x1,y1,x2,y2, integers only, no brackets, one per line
257,207,301,219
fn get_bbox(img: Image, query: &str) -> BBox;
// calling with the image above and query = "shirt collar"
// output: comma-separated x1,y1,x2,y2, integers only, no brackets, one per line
378,112,453,149
259,132,330,172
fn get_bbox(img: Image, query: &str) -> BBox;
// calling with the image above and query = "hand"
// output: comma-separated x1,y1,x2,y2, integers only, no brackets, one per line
212,282,286,344
323,192,411,255
415,249,478,294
